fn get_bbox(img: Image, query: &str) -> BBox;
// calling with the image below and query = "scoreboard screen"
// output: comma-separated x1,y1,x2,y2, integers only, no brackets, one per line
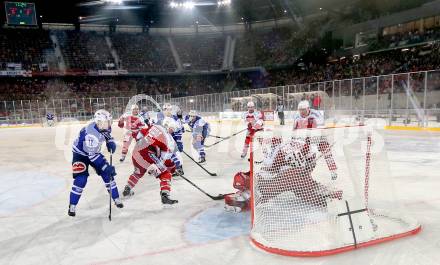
5,2,37,26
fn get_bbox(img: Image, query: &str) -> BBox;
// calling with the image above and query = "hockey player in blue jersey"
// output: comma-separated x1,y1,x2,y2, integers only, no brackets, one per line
46,112,55,127
186,110,210,163
68,109,123,217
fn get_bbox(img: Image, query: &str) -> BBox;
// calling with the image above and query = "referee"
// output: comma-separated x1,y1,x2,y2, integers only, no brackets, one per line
276,99,285,125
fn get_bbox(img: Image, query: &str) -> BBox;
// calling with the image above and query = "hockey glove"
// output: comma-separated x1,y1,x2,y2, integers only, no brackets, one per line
102,163,117,178
106,140,116,154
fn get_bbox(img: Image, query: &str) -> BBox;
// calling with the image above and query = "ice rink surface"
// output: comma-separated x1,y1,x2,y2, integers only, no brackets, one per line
0,121,439,265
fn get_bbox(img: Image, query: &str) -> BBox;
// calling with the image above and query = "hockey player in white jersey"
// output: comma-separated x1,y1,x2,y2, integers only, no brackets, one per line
186,110,210,163
241,101,263,158
292,100,323,129
118,104,145,162
293,100,338,180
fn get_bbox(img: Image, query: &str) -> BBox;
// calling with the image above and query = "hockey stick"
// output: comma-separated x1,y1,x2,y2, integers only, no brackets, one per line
205,128,247,148
177,173,230,200
108,153,113,221
182,150,217,176
208,134,226,139
185,129,225,139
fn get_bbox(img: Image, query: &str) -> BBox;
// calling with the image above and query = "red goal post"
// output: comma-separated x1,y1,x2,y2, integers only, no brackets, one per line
249,125,421,257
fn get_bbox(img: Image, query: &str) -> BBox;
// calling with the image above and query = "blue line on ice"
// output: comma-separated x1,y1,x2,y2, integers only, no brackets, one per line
0,169,65,214
184,206,251,244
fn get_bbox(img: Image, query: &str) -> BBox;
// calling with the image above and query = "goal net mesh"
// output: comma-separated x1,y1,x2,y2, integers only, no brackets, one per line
250,126,421,256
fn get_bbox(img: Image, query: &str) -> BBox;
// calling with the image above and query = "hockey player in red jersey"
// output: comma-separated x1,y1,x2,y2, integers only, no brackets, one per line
122,124,178,205
241,101,263,159
118,104,145,162
224,171,251,212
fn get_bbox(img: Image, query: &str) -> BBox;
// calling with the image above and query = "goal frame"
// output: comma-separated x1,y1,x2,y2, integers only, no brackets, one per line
249,125,421,257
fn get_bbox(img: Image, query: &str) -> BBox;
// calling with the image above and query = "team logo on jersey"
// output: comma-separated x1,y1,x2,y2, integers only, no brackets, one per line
72,162,86,173
84,134,100,149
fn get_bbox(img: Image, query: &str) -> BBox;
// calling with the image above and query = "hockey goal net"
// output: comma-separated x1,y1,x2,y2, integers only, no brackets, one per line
249,125,421,256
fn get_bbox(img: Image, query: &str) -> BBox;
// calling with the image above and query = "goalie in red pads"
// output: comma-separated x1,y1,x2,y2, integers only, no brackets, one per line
224,171,251,212
122,124,178,205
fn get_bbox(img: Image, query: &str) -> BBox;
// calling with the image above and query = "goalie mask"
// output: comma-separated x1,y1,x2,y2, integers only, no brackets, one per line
94,109,112,132
233,171,251,192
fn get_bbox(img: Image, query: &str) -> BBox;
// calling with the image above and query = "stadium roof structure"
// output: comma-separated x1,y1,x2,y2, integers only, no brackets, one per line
26,0,357,27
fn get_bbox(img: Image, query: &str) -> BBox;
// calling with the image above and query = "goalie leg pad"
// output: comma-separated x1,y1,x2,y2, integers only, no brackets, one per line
224,192,250,212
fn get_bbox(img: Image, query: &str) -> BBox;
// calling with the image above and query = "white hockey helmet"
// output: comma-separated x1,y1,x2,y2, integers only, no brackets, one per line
247,101,255,113
163,103,173,117
189,110,198,117
298,100,310,118
131,104,139,115
163,103,172,111
297,100,310,110
163,117,179,134
94,109,112,132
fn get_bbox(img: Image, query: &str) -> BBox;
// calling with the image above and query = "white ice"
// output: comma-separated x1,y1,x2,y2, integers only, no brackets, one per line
0,122,439,265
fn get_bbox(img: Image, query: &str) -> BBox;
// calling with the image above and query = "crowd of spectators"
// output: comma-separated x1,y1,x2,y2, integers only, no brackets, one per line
0,77,137,101
266,42,440,88
111,33,175,72
0,29,54,71
234,21,324,68
1,41,440,102
56,31,115,71
1,25,440,105
372,27,440,50
173,35,225,71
